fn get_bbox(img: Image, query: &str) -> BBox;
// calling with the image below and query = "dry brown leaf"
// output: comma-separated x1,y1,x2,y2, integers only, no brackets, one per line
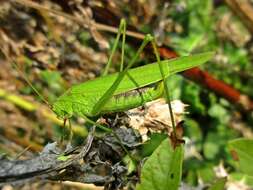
126,98,187,142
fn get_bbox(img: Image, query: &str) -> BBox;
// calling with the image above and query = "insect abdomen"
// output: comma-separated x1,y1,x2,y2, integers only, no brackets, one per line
100,82,164,114
53,82,164,118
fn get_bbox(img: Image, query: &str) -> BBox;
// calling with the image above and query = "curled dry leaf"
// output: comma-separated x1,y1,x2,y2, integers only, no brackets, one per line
214,162,228,178
126,98,188,142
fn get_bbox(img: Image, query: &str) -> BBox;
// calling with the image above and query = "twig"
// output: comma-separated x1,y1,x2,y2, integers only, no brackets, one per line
181,67,253,111
12,0,145,40
0,126,95,184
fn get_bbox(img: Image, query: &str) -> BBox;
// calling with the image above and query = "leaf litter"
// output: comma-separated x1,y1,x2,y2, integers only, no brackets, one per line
0,1,197,189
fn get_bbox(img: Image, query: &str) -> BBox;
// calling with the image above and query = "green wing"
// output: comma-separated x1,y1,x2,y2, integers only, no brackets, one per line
70,52,214,95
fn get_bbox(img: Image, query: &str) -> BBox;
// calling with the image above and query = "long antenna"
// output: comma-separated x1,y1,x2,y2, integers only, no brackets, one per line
0,48,51,108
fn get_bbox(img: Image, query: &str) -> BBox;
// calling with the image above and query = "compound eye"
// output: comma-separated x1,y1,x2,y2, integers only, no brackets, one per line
61,110,72,119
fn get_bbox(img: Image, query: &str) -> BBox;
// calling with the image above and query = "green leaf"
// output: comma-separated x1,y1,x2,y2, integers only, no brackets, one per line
197,165,216,183
230,172,253,187
57,155,72,161
208,177,227,190
185,119,202,151
208,104,230,124
40,70,65,101
141,133,167,157
136,139,184,190
181,83,205,114
228,138,253,176
203,132,221,160
123,155,137,174
40,70,62,89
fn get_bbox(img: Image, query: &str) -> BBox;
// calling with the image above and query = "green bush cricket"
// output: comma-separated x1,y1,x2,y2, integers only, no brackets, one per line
4,19,213,147
52,21,213,120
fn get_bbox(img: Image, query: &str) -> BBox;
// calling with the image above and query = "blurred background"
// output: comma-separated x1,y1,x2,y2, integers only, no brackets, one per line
0,0,253,189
